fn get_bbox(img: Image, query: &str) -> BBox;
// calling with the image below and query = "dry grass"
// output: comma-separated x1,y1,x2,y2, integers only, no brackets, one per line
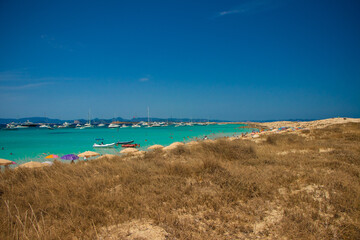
0,123,360,239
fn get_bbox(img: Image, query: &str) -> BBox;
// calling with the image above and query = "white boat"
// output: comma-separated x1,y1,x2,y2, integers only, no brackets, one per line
22,120,38,127
121,124,128,128
108,123,120,128
151,122,161,127
132,124,141,128
15,125,29,129
4,123,17,130
80,125,92,129
80,110,93,128
93,143,116,148
39,124,51,128
97,123,105,127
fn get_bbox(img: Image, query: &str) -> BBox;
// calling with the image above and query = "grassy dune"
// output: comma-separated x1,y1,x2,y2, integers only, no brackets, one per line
1,123,360,239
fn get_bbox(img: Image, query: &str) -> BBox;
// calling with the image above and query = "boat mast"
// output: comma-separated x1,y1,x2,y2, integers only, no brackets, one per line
147,107,150,125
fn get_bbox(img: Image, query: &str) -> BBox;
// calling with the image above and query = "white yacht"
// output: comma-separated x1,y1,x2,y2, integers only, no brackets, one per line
132,124,141,128
83,123,93,128
121,124,129,128
175,123,184,127
15,125,29,129
80,110,93,128
108,123,120,128
151,122,161,127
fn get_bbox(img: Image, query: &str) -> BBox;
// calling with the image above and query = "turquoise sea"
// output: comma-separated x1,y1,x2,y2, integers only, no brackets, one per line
0,124,251,165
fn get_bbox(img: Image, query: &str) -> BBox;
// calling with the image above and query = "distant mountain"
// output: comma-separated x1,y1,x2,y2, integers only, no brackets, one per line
0,117,63,124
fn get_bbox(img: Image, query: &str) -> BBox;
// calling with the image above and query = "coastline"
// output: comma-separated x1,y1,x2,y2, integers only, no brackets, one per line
1,117,359,239
0,123,252,165
97,117,360,161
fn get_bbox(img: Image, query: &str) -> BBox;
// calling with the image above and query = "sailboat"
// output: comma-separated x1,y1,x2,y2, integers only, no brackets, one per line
146,106,152,127
81,110,93,129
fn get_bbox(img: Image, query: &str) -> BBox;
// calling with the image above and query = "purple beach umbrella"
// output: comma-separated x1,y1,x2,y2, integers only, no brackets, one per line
61,154,79,161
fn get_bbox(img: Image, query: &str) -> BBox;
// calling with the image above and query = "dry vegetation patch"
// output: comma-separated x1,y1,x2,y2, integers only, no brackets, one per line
0,123,359,239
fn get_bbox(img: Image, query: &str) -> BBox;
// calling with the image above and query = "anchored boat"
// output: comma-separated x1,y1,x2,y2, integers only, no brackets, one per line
93,143,116,148
116,140,134,145
121,144,140,148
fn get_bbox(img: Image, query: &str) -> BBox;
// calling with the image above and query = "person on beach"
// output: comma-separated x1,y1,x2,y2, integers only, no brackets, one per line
203,136,208,140
71,160,75,164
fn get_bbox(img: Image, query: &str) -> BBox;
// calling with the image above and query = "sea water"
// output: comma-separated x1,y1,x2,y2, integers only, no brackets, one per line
0,124,251,164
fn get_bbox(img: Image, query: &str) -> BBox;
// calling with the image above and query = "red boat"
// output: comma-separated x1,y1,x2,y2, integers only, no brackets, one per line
121,144,140,148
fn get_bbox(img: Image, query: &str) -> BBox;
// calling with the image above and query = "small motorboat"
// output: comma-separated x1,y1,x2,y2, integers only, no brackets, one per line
121,144,140,148
93,143,116,148
108,123,120,128
116,140,134,145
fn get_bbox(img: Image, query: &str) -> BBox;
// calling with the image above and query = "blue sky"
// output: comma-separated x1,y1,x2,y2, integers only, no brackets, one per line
0,0,359,120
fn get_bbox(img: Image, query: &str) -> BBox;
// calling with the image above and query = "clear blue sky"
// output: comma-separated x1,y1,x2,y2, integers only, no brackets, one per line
0,0,359,121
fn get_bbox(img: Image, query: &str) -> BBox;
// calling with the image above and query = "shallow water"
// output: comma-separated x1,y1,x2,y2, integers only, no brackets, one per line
0,124,251,164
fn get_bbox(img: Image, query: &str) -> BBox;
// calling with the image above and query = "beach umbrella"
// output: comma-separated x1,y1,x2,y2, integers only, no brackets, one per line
45,154,59,159
0,158,16,166
61,154,79,161
78,151,100,158
18,161,48,169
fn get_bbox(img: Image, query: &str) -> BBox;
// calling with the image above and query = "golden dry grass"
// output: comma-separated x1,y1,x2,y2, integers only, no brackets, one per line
0,123,359,239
